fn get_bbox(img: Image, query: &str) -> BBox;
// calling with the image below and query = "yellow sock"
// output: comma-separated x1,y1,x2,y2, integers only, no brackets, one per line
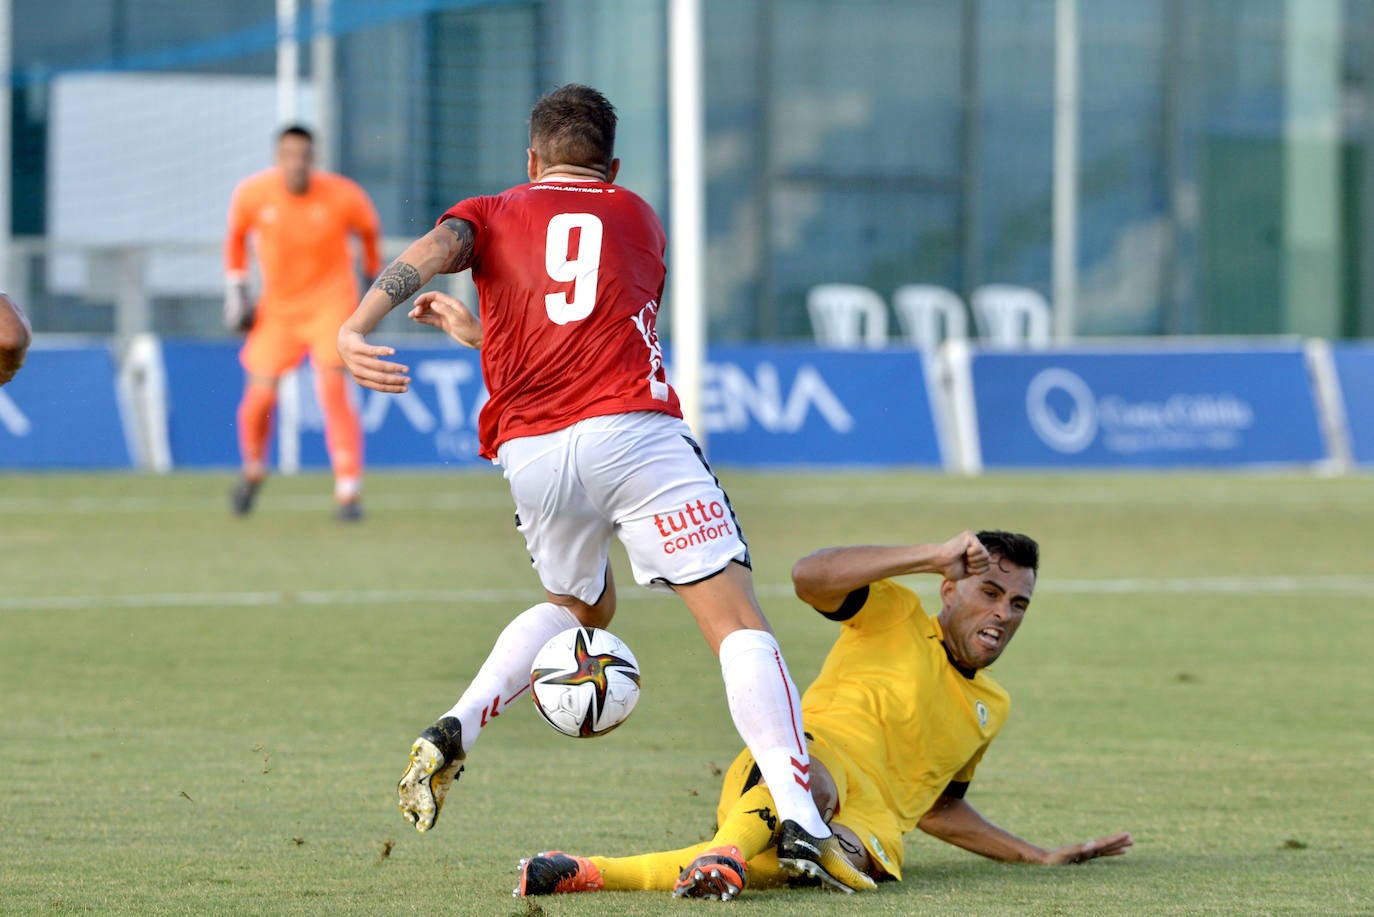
592,843,714,892
711,784,782,859
591,786,784,892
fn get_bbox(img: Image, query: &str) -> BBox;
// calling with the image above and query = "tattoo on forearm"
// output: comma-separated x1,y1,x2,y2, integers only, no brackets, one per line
373,262,423,306
438,219,476,274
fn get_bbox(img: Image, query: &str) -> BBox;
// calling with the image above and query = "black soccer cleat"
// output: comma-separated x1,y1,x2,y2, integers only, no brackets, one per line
776,820,876,893
335,499,364,523
229,477,262,517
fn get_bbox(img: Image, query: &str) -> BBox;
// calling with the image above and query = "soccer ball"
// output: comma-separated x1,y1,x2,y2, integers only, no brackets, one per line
529,626,641,738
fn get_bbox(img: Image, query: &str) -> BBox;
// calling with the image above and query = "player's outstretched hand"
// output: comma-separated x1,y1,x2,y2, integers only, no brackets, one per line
409,291,482,349
1042,832,1134,865
337,328,412,393
937,531,990,581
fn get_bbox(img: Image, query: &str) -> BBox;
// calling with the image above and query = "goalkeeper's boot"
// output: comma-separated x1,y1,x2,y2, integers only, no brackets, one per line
397,717,465,832
514,852,604,896
776,820,876,894
229,476,262,517
673,845,748,901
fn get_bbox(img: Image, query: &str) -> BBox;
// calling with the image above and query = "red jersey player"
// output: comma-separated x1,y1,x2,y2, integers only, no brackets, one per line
337,84,874,896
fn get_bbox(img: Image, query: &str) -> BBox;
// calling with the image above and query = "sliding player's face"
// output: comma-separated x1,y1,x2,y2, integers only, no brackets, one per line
939,555,1035,670
276,134,314,194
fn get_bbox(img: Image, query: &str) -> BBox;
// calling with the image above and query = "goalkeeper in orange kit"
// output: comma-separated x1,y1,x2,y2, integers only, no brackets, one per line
223,125,382,520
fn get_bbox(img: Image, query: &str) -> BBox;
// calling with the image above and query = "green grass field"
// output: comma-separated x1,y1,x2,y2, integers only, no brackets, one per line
2,470,1372,915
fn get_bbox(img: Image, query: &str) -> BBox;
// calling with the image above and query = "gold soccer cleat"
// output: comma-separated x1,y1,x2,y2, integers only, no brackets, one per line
776,820,877,893
397,717,465,832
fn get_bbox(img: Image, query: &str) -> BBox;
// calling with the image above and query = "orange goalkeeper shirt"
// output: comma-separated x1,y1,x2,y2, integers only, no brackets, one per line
225,168,382,319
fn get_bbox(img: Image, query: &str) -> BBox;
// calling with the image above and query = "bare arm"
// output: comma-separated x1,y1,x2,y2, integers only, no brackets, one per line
791,532,990,612
917,794,1133,865
0,293,32,385
343,219,475,337
337,219,475,392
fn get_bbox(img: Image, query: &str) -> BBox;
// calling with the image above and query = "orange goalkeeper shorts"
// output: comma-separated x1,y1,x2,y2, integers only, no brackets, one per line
240,304,351,379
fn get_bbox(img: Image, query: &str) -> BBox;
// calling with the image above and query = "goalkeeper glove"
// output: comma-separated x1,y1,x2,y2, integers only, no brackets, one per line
223,280,256,333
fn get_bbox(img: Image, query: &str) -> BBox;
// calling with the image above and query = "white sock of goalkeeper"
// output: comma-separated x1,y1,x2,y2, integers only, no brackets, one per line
442,602,579,752
717,628,829,838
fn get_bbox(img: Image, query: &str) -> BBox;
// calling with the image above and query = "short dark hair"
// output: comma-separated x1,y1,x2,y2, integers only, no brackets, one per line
977,530,1039,573
277,124,314,145
529,84,617,174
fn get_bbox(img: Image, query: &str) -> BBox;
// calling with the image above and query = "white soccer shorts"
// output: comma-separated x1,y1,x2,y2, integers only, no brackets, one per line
496,411,750,604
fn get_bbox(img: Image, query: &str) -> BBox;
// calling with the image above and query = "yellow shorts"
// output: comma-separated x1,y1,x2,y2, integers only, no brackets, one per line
240,304,350,378
715,737,905,881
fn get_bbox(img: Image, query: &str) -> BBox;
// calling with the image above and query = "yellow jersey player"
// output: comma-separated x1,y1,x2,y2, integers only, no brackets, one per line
515,530,1132,899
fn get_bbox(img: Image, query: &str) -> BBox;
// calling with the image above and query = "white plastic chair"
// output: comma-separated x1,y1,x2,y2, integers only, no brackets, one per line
892,284,969,355
806,283,889,348
970,284,1052,349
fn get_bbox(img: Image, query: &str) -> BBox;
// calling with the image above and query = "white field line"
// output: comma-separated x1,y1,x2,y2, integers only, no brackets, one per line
0,491,514,514
2,482,1365,514
4,575,1374,612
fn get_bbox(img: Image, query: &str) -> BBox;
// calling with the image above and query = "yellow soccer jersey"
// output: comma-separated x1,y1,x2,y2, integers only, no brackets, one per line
802,578,1010,840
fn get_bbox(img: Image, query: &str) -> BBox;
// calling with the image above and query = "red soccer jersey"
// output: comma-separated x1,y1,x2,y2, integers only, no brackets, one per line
440,180,681,458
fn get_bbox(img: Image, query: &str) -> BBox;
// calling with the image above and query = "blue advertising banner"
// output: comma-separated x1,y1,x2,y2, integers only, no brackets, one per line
1331,342,1374,466
700,345,942,466
0,343,132,468
972,347,1326,468
289,342,943,468
294,344,489,468
161,339,244,467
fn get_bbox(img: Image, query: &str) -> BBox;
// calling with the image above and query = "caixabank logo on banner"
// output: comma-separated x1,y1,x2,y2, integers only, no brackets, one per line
973,348,1326,468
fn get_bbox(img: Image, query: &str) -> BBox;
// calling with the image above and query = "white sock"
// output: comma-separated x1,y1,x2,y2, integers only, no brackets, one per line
717,628,829,837
441,602,579,752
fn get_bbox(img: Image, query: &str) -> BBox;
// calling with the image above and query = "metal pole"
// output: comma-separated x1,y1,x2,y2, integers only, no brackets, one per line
1282,0,1342,338
750,0,774,338
669,0,706,443
277,0,300,477
1364,16,1374,336
311,0,337,170
1162,0,1185,333
1052,0,1078,342
958,0,981,300
277,0,300,124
